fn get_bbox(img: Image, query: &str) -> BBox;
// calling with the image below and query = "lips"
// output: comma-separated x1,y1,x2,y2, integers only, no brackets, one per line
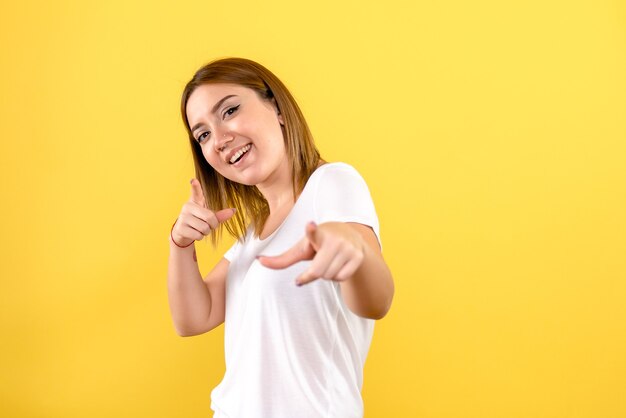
225,143,252,164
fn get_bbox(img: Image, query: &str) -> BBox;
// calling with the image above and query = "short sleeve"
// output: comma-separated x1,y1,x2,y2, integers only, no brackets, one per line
223,239,241,262
314,163,382,250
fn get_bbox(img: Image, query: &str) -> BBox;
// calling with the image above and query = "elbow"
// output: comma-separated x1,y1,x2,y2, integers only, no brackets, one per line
346,274,395,320
367,267,395,320
373,281,395,320
363,311,386,321
357,306,390,320
350,299,391,320
368,301,393,320
174,321,215,337
375,305,392,320
173,324,200,337
174,328,193,337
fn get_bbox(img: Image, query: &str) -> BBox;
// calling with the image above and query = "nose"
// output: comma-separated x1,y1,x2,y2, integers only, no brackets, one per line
214,129,234,153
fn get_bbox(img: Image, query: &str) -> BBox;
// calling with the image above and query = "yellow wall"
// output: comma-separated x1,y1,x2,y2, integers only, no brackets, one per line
1,0,625,417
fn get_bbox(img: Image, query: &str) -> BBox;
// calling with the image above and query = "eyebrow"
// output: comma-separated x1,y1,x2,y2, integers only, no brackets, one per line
190,94,238,135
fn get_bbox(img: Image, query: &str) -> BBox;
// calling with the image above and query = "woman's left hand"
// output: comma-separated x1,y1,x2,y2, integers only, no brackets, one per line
257,222,366,286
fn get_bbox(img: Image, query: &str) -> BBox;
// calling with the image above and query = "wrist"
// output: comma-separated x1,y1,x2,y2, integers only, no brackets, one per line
169,234,194,249
170,218,194,248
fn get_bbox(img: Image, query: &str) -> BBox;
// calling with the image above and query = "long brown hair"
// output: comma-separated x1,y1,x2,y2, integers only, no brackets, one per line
181,57,321,245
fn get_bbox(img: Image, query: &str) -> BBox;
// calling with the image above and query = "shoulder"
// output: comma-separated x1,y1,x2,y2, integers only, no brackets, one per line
311,162,369,187
311,161,382,249
314,161,363,176
311,161,376,211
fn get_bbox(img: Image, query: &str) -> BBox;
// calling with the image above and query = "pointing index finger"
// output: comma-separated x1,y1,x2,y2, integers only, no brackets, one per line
257,238,314,270
189,178,207,208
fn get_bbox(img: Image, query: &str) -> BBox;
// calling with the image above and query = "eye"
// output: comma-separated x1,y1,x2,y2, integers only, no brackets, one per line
223,105,240,119
197,131,210,144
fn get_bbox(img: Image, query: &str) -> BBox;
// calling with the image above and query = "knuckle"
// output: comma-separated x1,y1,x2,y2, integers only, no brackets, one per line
176,222,188,236
338,241,351,253
354,248,364,262
206,212,219,227
197,207,208,219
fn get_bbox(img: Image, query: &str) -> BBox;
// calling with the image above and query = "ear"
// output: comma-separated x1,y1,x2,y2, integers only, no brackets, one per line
271,97,284,126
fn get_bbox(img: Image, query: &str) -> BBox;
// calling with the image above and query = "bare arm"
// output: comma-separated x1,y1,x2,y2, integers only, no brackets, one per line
258,221,395,320
167,237,229,336
338,223,394,320
167,178,235,337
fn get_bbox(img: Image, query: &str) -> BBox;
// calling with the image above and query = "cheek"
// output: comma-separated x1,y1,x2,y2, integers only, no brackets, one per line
230,112,280,141
201,147,220,167
229,117,250,135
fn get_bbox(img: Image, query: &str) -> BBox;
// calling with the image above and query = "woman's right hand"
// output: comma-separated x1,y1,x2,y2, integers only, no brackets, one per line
171,178,236,247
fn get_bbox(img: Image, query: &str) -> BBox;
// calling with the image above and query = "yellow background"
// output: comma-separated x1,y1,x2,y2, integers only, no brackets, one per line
1,0,625,417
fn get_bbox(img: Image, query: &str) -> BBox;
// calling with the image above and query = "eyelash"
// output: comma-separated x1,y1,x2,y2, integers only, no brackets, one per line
197,132,209,143
196,105,240,144
224,105,239,118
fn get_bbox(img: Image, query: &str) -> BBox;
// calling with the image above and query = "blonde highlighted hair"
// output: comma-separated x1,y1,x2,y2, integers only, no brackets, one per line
180,57,321,245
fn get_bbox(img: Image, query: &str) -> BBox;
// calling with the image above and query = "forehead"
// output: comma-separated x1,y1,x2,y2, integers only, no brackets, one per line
186,83,253,118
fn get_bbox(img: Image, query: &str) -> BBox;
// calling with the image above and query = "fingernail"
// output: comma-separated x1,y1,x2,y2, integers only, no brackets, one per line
296,280,302,287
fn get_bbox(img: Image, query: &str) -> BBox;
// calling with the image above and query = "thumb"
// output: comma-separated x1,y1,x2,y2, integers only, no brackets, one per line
215,208,237,223
189,178,206,208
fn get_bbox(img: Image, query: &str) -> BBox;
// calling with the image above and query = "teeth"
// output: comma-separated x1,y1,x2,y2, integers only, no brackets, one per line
229,144,251,164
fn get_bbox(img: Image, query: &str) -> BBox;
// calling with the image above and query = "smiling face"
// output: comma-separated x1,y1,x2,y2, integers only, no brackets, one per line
185,83,287,186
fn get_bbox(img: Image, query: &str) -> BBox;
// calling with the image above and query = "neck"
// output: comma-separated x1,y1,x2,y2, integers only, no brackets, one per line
256,159,325,214
255,157,295,214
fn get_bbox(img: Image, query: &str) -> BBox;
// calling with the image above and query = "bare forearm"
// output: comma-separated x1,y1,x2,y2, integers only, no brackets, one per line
167,237,212,336
258,221,394,319
340,245,394,320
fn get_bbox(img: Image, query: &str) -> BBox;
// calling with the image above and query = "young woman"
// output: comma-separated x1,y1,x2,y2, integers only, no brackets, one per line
167,57,394,418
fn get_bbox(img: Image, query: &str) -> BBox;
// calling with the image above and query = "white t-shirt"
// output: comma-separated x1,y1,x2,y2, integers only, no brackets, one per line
210,162,381,418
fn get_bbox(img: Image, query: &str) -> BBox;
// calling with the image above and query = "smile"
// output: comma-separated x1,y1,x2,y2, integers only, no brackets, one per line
229,144,252,164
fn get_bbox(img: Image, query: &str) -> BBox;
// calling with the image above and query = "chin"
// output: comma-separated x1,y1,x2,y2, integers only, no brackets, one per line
217,161,277,187
220,170,262,187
